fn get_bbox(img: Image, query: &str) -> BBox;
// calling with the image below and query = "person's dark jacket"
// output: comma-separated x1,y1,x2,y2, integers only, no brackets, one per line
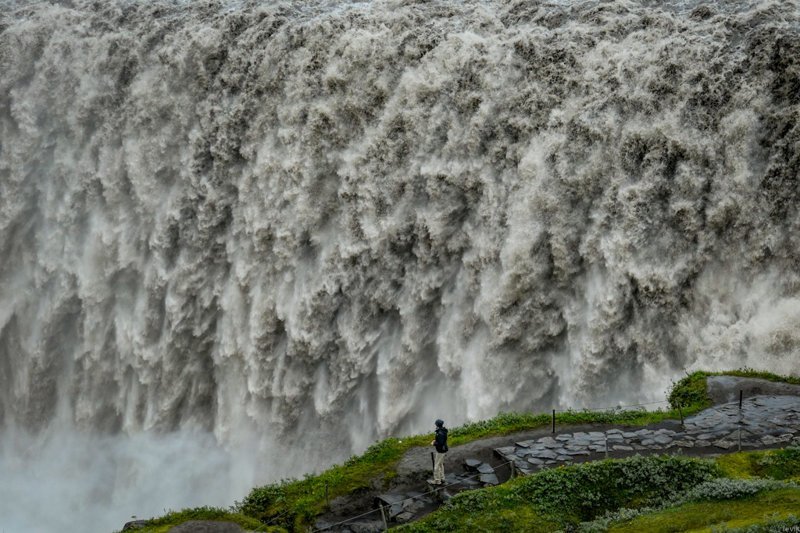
434,427,448,453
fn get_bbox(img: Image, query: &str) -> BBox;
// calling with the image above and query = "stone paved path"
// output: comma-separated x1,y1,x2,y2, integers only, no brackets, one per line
318,386,800,531
494,395,800,475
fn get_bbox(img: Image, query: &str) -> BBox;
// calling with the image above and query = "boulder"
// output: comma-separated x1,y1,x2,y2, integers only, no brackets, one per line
122,521,148,531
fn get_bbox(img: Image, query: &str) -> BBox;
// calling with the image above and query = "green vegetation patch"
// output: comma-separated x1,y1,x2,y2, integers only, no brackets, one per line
127,506,281,533
145,369,800,531
237,409,689,529
718,447,800,481
608,487,800,532
402,455,719,532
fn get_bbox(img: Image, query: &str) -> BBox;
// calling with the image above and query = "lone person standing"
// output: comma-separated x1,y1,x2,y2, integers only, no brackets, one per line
429,419,448,485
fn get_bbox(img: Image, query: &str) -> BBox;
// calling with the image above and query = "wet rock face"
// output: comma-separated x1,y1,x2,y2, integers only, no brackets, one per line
706,376,800,406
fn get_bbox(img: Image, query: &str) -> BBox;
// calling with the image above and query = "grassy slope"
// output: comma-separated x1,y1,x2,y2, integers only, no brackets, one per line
134,368,798,532
402,448,800,533
609,488,800,533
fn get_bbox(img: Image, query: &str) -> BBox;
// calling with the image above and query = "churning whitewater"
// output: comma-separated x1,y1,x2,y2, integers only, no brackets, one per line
1,0,799,530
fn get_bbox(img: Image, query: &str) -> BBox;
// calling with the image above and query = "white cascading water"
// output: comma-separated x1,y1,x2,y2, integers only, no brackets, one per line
1,0,799,530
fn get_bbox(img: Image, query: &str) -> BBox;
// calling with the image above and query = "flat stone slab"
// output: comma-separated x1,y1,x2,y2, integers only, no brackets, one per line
480,473,499,485
495,446,516,457
477,463,494,474
464,459,482,470
535,450,559,460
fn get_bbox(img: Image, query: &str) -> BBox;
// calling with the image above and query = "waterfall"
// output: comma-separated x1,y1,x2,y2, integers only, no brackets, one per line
1,0,798,530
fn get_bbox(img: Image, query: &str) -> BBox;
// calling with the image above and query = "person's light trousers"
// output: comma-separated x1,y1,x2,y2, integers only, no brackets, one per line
433,451,446,482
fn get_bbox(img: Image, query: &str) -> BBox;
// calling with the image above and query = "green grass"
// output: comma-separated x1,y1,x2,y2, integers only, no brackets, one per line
140,368,799,531
405,449,800,533
609,488,800,532
717,447,800,481
237,408,694,530
401,455,720,532
121,506,283,533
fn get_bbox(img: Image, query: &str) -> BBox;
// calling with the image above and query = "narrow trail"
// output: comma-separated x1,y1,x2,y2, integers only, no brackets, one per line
314,377,800,532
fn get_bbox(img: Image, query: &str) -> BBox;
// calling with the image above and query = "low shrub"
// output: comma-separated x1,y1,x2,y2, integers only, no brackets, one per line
408,455,720,531
677,478,796,504
511,455,719,522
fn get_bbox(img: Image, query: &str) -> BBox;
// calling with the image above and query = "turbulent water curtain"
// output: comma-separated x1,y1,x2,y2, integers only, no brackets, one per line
1,0,799,461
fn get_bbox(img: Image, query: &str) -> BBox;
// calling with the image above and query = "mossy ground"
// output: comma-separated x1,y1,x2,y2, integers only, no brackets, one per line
609,488,800,532
135,369,799,532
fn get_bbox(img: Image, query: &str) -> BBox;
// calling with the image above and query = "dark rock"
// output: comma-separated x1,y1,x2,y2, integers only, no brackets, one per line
348,520,386,533
535,450,559,460
376,493,404,506
477,463,494,474
169,521,243,533
494,446,516,457
464,458,482,471
480,473,499,486
122,521,148,531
